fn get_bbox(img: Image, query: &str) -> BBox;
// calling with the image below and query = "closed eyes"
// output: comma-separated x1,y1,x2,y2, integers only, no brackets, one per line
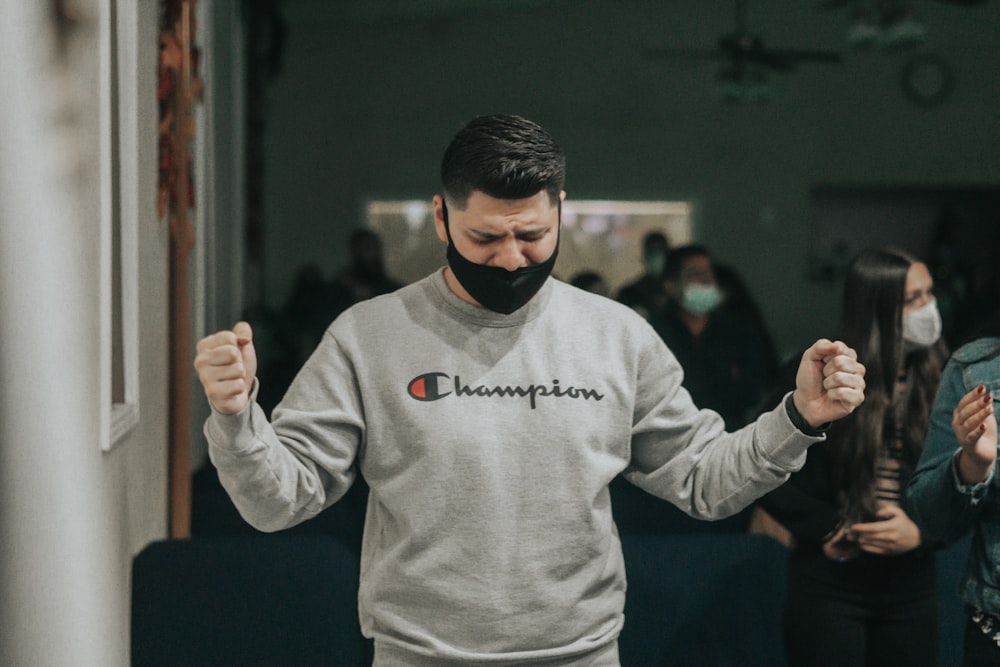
470,230,548,244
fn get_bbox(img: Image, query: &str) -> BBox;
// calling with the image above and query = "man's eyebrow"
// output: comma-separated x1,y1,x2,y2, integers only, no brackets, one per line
467,225,550,239
467,228,503,239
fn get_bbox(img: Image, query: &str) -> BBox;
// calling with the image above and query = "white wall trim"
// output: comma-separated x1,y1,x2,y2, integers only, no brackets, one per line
99,0,140,451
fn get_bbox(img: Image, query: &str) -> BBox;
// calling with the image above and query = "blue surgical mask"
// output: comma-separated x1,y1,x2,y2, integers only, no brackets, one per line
682,284,722,315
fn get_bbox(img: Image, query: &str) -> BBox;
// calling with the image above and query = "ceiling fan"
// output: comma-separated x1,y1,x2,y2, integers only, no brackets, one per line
818,0,987,9
817,0,987,50
642,0,843,75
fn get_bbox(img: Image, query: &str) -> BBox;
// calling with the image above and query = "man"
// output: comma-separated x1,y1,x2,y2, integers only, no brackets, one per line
655,244,768,430
195,114,865,665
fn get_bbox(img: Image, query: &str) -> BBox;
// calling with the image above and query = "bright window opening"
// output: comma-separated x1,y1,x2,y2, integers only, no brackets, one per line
366,199,693,297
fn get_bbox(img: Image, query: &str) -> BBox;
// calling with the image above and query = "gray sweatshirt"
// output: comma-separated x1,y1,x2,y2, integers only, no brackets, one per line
206,269,821,664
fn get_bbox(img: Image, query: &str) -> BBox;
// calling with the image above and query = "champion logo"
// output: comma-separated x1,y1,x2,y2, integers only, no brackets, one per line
407,372,604,410
407,372,452,401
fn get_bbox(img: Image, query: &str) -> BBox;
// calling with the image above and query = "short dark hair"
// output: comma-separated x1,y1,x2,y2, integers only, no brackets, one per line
570,271,605,291
348,228,380,251
642,231,670,256
664,243,712,281
440,114,566,208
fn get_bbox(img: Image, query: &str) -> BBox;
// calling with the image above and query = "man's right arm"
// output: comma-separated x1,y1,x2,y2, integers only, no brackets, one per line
194,322,360,532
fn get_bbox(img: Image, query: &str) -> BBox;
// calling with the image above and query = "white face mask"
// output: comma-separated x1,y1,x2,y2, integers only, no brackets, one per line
902,300,942,349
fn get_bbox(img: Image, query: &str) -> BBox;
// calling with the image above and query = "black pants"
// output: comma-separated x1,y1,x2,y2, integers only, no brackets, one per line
964,615,1000,667
782,574,938,667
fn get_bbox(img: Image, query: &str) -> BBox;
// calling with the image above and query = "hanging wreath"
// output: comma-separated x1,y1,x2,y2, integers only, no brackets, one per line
157,0,202,247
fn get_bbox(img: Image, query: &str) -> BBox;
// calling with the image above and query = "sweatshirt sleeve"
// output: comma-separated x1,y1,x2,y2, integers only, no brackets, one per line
623,337,823,521
205,330,362,532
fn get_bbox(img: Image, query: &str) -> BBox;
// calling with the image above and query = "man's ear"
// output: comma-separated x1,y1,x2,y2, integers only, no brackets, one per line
432,195,448,243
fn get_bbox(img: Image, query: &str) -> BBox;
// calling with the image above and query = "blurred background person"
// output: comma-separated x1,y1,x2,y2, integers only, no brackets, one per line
261,262,351,414
617,230,670,321
655,243,767,432
715,261,780,398
757,247,948,667
610,243,767,535
570,269,611,298
333,228,403,305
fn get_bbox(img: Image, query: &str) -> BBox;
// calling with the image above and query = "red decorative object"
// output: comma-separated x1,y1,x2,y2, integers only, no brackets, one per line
157,0,201,243
158,0,201,540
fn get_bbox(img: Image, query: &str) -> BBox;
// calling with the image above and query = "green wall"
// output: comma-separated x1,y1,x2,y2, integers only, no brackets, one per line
259,0,999,356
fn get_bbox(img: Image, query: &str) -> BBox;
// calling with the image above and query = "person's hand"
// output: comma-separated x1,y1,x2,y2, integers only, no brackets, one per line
194,321,257,415
822,524,860,563
851,503,922,556
952,384,997,485
792,339,866,428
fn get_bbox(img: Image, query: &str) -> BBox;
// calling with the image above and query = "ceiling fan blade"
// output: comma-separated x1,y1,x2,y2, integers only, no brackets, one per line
748,49,841,72
769,49,844,64
718,33,843,70
641,47,724,61
645,0,846,74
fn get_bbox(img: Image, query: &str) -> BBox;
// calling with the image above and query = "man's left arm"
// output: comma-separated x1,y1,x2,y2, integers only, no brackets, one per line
624,338,865,521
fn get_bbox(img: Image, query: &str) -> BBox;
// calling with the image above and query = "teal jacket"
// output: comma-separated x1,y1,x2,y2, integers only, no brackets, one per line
907,337,1000,615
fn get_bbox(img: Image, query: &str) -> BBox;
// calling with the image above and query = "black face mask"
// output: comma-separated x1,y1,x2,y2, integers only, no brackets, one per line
442,198,560,315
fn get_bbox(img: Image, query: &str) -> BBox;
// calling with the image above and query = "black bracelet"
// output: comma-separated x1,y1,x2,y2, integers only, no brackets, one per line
785,393,831,436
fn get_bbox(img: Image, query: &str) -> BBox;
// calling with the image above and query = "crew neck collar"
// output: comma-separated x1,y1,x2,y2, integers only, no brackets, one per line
429,267,552,327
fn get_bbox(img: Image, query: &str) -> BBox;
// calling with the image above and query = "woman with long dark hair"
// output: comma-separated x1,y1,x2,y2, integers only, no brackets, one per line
907,302,1000,666
758,247,948,667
